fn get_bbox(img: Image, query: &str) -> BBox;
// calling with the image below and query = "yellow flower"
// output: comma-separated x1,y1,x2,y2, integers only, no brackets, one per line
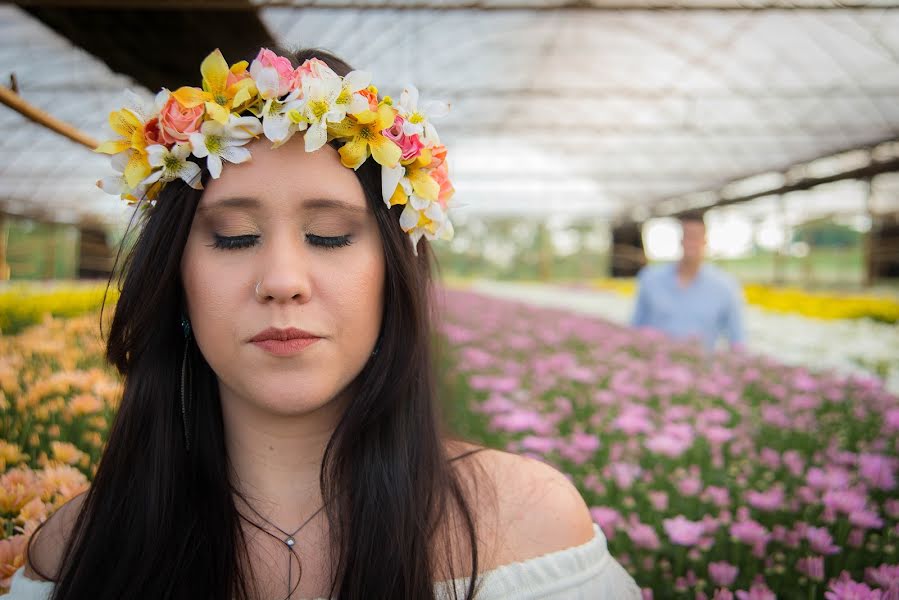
329,105,401,170
51,441,87,466
172,49,257,125
0,441,26,471
17,496,48,524
69,393,103,417
93,108,151,188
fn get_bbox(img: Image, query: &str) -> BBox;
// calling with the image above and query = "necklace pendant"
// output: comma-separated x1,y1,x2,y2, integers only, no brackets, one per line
285,536,295,547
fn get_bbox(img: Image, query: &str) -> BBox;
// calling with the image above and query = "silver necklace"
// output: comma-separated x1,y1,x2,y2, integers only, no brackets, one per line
241,500,327,599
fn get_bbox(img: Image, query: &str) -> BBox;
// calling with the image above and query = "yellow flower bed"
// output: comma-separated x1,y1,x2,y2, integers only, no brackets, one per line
592,278,899,323
0,313,119,589
0,283,118,335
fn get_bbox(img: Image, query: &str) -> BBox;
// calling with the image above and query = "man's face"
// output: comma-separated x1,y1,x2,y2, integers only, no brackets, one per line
681,220,706,264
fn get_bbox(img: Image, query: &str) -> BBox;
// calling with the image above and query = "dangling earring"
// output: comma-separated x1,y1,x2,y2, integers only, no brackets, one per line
179,313,193,452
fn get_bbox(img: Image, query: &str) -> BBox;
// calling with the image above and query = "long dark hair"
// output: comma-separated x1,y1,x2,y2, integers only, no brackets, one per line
26,48,483,600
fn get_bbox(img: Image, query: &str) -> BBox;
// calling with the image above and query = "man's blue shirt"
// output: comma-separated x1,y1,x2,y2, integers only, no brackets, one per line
631,262,745,350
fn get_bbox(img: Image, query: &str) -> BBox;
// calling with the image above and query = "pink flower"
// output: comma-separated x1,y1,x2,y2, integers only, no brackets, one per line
746,485,785,512
735,582,776,600
252,48,298,96
713,591,735,600
798,556,826,582
677,474,703,497
703,486,731,508
730,520,770,551
866,564,899,589
850,508,884,530
859,453,897,491
649,490,669,511
293,56,332,86
641,589,654,600
825,571,882,600
884,408,899,434
382,115,424,162
518,435,556,454
709,561,739,586
823,488,869,515
806,526,841,555
590,506,622,540
645,432,693,458
664,515,705,547
627,519,661,551
609,462,642,490
157,95,204,145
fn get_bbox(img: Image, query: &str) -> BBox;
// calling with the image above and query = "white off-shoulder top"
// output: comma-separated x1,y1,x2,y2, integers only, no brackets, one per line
5,524,641,599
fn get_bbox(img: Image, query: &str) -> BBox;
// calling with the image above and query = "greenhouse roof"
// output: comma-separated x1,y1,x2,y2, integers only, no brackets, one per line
1,3,898,225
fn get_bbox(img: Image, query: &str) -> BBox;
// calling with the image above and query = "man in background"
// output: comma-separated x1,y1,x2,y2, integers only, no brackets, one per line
631,213,745,351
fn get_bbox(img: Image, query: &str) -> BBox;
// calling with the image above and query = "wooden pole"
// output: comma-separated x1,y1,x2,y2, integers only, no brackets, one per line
0,214,9,281
0,85,99,150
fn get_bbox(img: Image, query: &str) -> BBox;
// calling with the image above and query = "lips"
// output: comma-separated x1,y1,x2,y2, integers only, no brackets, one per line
249,327,322,357
249,327,320,342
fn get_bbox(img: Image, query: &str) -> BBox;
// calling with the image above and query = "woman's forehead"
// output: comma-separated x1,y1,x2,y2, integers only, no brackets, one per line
199,137,368,212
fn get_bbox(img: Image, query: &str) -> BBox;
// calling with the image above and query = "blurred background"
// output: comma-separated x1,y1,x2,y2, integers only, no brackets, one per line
1,2,899,596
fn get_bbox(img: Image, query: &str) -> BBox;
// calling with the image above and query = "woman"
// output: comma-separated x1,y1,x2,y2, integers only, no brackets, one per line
7,47,640,599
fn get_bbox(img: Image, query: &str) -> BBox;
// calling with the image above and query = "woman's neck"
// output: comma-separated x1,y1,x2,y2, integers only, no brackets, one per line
220,387,344,526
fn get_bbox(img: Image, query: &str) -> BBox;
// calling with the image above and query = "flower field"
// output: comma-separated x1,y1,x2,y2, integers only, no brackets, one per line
2,285,898,598
0,312,120,590
436,288,899,599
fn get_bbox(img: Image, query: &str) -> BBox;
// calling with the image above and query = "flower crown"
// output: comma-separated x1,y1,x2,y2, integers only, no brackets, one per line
95,48,455,255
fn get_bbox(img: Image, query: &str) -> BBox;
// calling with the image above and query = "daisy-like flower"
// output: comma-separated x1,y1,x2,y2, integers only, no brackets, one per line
396,85,449,145
328,104,401,170
142,143,203,189
189,115,262,178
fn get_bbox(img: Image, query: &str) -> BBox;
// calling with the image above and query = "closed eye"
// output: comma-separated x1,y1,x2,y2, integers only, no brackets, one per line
208,234,353,251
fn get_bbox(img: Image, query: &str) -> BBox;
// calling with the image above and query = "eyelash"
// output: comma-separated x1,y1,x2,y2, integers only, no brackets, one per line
209,234,353,251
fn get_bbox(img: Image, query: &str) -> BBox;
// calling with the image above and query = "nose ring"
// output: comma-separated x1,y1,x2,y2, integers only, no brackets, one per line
255,281,264,300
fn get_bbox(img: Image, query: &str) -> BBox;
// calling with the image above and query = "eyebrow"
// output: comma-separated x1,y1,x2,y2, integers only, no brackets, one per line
197,196,368,215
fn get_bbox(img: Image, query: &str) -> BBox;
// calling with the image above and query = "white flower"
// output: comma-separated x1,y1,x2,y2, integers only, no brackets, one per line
296,74,346,152
397,85,449,145
189,115,262,178
142,143,202,189
336,70,373,116
261,88,304,146
400,199,454,256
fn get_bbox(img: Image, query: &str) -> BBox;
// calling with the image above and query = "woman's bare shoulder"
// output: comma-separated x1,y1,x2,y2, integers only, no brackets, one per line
23,491,87,581
445,441,596,569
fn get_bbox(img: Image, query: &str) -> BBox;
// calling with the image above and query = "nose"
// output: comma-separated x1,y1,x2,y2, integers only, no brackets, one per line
254,232,312,304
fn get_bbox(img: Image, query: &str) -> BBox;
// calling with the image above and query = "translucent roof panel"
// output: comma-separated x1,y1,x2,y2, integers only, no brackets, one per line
1,5,898,225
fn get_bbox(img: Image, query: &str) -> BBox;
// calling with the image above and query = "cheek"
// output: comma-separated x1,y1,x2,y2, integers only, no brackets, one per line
181,239,244,348
327,247,385,341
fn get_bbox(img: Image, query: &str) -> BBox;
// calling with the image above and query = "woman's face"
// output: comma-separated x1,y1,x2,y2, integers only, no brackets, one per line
180,136,385,417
